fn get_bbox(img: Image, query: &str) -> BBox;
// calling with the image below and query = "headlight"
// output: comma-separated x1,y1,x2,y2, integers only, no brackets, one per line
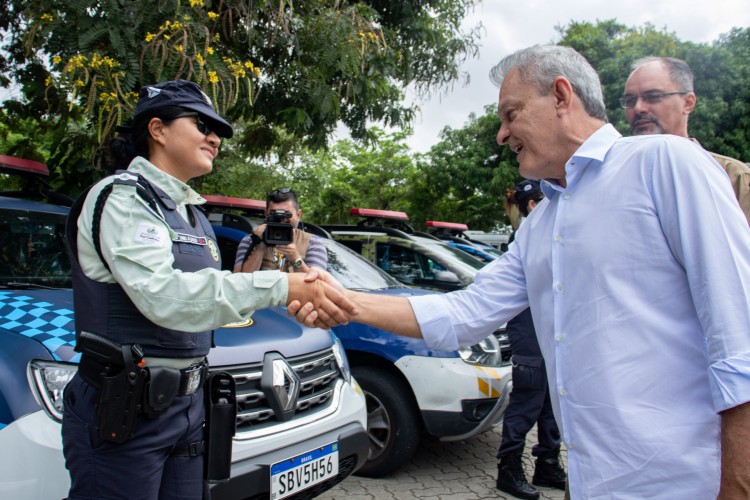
27,360,78,422
330,337,352,383
458,334,503,366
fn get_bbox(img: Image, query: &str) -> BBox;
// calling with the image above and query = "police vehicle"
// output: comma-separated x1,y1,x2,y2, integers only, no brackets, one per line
0,156,369,500
204,197,513,477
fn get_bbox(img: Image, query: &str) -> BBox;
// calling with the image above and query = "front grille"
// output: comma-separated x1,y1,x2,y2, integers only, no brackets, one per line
217,347,341,436
493,327,512,364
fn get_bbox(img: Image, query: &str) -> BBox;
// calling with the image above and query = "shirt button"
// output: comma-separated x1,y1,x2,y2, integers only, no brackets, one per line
556,335,564,342
555,283,563,291
567,440,575,449
563,193,571,200
560,388,567,396
554,234,562,242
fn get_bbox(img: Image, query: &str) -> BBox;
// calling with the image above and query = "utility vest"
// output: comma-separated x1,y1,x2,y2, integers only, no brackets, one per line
65,170,221,358
259,229,311,271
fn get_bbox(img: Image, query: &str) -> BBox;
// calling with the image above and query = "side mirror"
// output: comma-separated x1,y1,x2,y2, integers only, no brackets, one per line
433,270,462,285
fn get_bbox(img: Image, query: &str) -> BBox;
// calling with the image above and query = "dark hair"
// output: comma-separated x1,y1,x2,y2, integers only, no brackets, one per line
106,105,189,169
267,188,299,210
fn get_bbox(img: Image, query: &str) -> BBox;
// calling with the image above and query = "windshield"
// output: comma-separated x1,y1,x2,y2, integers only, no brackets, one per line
0,208,72,288
415,237,486,275
320,238,403,291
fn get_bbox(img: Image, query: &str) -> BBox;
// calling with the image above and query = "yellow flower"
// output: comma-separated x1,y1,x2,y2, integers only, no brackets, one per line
190,0,203,7
207,47,214,55
45,76,52,86
208,12,219,20
164,35,171,40
213,33,220,42
52,55,62,64
175,44,184,52
208,71,219,84
196,53,204,64
40,13,53,22
244,61,254,69
254,67,261,77
145,33,156,42
75,79,85,87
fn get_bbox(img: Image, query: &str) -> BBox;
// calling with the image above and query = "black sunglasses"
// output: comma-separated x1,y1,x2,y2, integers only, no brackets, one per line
268,187,294,197
175,112,215,136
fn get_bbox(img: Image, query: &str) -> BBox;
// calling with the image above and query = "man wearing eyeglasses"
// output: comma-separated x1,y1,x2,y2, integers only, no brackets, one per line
233,188,328,274
623,56,750,224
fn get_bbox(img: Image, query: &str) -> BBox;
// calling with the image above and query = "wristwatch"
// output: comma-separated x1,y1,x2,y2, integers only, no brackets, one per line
292,258,304,271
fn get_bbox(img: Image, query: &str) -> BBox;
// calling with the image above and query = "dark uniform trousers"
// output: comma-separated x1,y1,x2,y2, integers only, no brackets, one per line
62,373,205,500
497,307,561,459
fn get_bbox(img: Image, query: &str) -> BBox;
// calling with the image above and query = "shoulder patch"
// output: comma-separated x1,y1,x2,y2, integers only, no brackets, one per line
133,221,167,245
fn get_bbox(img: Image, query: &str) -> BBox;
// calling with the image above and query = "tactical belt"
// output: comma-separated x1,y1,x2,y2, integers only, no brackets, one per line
78,354,208,396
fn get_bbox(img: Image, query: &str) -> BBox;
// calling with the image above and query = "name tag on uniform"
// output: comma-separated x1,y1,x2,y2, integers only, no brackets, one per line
173,233,208,245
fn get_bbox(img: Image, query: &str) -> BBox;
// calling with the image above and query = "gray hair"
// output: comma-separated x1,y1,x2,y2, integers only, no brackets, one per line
630,56,694,92
489,45,608,121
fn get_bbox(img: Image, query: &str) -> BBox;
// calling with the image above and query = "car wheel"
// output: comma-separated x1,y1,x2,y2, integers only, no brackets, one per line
352,366,421,477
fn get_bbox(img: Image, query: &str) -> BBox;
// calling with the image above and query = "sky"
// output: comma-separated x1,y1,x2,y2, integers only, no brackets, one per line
402,0,750,153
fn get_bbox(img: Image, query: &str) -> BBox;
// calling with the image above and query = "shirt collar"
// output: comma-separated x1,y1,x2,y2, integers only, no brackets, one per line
540,123,621,197
127,156,206,205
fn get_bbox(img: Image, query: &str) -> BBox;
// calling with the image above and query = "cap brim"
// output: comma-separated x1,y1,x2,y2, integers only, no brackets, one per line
180,102,234,139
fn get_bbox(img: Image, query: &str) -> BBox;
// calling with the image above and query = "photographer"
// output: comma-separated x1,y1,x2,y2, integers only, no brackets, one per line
233,187,327,273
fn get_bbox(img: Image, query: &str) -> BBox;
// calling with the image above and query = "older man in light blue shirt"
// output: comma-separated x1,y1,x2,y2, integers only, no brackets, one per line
329,45,750,499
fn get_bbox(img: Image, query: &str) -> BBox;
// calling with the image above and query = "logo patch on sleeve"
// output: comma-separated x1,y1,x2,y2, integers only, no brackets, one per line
133,222,166,245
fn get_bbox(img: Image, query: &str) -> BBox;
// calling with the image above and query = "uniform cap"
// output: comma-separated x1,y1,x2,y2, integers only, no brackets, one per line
514,179,542,204
134,79,233,138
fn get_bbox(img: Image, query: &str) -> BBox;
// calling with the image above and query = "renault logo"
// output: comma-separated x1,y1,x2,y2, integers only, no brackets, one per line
260,353,300,421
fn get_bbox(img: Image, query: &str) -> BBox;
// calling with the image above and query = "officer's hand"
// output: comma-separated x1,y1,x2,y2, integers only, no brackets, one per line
254,224,266,237
287,270,357,329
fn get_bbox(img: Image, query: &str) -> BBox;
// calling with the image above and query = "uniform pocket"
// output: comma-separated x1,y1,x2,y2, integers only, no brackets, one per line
511,355,546,391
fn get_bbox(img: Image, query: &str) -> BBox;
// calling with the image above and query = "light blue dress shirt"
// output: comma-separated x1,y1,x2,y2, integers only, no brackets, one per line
409,124,750,499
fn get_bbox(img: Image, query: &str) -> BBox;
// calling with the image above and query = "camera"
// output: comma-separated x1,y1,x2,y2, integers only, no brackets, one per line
262,209,294,245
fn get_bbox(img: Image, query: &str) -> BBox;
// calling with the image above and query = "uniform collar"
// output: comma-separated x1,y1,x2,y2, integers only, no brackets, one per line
127,156,206,206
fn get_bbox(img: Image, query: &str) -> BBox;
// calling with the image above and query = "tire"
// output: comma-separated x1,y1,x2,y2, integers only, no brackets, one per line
352,366,421,477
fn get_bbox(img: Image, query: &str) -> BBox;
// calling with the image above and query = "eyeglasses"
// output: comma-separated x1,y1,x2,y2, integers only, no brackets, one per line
175,112,215,136
619,91,689,109
268,187,294,197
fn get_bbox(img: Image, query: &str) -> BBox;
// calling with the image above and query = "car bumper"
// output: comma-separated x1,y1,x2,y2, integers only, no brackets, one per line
211,379,369,499
0,380,367,500
394,355,512,440
0,410,69,500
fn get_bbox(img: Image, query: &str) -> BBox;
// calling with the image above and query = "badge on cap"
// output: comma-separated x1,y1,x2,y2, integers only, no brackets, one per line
145,87,162,99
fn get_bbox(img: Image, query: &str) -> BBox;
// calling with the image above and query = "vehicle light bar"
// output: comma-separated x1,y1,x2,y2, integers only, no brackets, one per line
426,221,469,230
350,208,409,220
0,155,50,176
201,195,266,211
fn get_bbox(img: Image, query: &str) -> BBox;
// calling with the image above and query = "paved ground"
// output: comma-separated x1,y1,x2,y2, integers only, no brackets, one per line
319,426,567,499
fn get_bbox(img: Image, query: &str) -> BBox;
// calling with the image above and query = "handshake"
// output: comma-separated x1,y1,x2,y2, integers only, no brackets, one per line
285,268,358,329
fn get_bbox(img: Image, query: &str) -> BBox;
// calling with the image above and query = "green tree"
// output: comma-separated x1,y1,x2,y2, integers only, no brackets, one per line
411,104,520,231
0,0,480,194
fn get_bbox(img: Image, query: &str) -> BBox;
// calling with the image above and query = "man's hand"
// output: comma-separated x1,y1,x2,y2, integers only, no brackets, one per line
274,242,300,263
286,270,357,329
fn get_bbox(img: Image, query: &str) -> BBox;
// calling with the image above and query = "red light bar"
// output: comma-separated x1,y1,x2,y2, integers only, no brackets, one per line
201,195,266,211
350,208,409,220
0,155,49,176
426,221,469,230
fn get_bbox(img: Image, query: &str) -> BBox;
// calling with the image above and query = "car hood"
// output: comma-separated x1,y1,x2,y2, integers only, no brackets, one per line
0,289,332,366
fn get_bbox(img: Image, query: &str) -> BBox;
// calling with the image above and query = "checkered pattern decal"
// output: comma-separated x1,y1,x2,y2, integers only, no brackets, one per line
0,291,78,362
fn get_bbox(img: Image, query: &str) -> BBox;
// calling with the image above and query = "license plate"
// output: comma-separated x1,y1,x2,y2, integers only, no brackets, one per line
270,442,339,499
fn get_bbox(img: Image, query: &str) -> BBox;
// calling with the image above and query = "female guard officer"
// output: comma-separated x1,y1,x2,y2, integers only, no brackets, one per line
62,79,353,500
